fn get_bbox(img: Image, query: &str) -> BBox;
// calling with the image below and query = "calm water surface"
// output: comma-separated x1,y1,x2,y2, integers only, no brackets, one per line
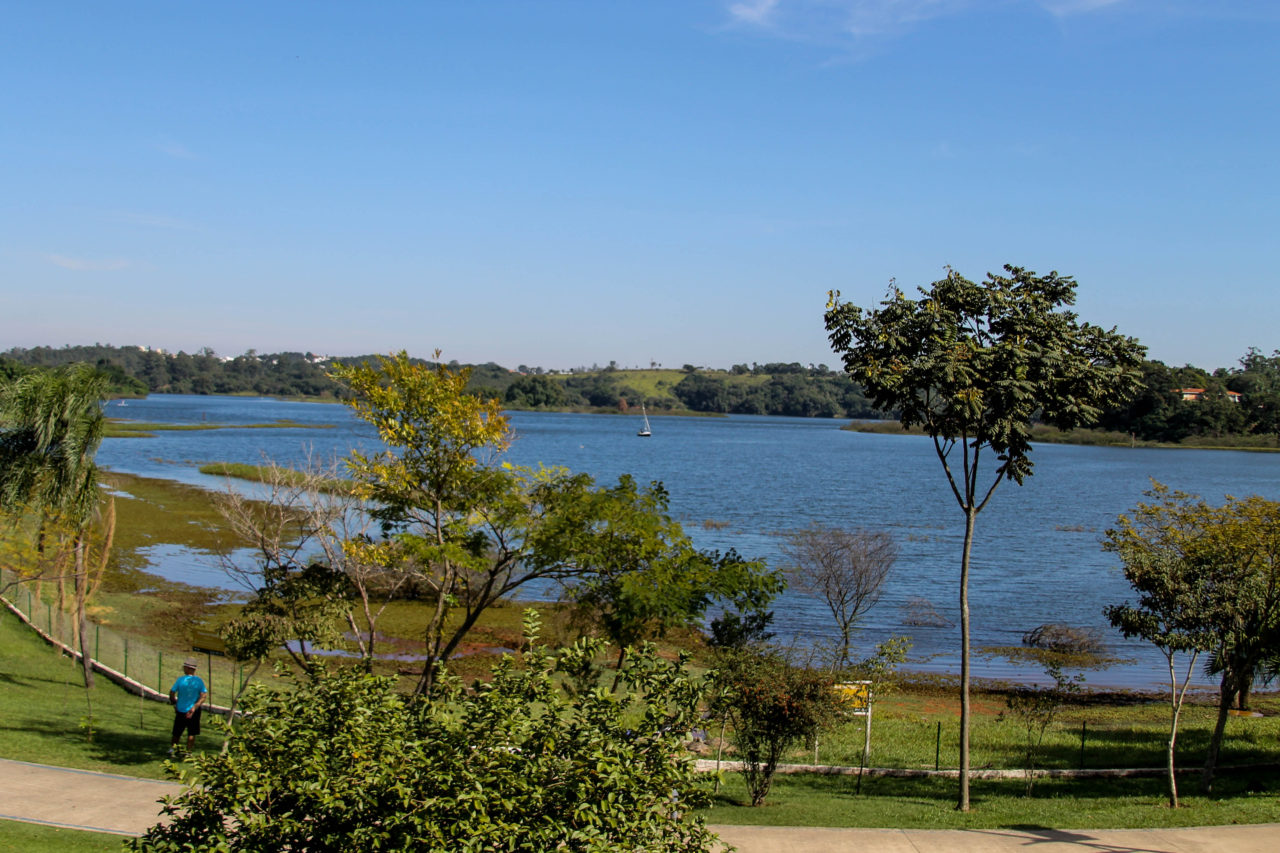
98,395,1280,688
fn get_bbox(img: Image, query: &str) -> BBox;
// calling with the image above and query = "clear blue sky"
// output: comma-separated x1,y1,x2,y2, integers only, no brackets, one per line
2,1,1276,372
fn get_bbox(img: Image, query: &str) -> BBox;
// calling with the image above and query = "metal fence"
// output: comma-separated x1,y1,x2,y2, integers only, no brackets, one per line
1,567,250,708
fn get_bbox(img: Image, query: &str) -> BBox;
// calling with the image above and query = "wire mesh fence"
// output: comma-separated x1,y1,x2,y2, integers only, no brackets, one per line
1,567,252,707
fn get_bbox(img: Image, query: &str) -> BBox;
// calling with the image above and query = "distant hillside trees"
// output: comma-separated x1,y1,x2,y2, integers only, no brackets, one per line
1097,349,1280,442
8,343,1280,436
672,367,878,418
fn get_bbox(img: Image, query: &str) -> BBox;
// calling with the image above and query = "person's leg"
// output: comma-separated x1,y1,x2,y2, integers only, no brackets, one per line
185,709,201,752
170,712,184,753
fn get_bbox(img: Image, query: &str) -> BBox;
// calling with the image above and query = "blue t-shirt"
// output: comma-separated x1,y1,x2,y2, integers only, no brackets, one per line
170,674,206,713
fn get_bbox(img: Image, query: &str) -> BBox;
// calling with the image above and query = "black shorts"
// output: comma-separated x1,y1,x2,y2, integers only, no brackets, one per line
171,708,202,739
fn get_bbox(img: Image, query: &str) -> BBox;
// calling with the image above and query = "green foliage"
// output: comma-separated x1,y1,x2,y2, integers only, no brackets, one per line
826,266,1146,487
825,264,1145,810
131,616,720,853
0,363,108,524
504,373,567,408
1104,483,1280,801
712,652,842,806
325,353,779,697
557,474,781,655
331,351,516,694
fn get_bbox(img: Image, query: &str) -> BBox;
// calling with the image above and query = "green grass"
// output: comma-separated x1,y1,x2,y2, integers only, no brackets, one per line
196,462,352,492
0,613,183,779
103,419,334,438
0,819,124,852
701,770,1280,828
800,686,1280,773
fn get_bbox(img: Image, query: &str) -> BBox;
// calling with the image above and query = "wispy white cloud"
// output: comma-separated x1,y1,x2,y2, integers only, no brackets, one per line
47,254,131,272
1036,0,1126,16
728,0,782,25
723,0,1133,41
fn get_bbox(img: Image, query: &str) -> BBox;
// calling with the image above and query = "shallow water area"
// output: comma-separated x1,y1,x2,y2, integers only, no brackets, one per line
98,395,1280,688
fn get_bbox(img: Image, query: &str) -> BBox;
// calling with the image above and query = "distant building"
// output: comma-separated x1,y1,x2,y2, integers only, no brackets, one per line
1173,387,1241,403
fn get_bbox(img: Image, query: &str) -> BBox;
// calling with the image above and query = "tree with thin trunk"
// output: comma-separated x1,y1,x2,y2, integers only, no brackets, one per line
0,364,109,694
781,524,896,669
825,265,1144,810
1104,484,1280,801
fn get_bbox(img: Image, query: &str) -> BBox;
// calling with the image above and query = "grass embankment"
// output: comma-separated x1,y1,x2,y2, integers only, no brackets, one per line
0,613,174,778
196,461,354,492
843,421,1280,452
104,419,335,439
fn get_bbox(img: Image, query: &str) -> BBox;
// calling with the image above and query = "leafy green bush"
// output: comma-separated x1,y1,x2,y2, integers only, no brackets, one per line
132,613,718,852
713,652,842,806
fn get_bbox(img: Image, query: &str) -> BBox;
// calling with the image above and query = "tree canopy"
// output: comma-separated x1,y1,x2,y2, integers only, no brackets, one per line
825,264,1145,810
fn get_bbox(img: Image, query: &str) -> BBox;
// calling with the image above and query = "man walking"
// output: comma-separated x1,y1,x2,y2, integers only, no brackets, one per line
168,659,207,756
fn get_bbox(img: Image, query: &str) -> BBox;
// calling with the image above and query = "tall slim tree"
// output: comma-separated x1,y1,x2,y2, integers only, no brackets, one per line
0,363,109,688
824,265,1144,810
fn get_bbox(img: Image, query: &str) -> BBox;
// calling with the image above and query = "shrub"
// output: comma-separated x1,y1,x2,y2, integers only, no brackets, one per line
713,652,842,806
132,613,719,853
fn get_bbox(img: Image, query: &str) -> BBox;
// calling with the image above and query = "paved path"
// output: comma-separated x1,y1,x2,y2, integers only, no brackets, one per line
0,758,180,837
2,758,1275,851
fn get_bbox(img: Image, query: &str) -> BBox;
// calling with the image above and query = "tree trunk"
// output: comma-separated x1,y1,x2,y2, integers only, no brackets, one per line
415,562,456,698
957,506,975,812
74,534,95,690
1165,652,1180,808
1200,671,1235,794
1237,670,1254,711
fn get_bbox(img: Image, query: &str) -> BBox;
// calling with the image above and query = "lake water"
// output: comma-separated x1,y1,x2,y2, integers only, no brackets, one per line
98,395,1280,688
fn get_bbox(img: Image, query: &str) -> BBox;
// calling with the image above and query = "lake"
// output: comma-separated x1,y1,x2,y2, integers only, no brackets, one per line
98,394,1280,688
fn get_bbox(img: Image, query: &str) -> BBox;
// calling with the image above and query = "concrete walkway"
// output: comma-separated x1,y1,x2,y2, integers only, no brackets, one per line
1,758,1275,851
0,758,180,837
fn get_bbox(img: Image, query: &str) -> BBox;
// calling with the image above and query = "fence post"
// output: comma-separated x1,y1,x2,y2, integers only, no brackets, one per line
1079,721,1087,770
95,624,100,662
159,652,164,694
935,721,942,771
124,637,129,678
46,601,52,634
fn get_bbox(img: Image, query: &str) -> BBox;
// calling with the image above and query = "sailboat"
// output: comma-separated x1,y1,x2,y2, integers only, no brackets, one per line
637,403,652,437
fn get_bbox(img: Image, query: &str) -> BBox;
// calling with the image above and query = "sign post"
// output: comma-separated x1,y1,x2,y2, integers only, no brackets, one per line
191,630,226,705
835,681,873,792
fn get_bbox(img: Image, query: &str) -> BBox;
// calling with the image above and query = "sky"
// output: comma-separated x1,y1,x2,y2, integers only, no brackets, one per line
2,1,1277,372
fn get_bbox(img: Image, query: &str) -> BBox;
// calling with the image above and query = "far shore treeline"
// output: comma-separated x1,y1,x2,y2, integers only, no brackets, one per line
3,342,1280,444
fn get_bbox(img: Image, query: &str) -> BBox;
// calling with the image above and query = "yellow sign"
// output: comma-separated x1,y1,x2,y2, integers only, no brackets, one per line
191,629,226,657
835,681,871,712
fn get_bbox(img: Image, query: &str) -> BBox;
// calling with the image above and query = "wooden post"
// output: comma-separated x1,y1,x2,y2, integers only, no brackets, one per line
935,721,942,771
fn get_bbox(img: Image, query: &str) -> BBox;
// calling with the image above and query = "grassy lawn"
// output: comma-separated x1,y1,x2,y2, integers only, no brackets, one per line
803,682,1280,773
0,613,186,779
0,819,123,853
702,771,1280,828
